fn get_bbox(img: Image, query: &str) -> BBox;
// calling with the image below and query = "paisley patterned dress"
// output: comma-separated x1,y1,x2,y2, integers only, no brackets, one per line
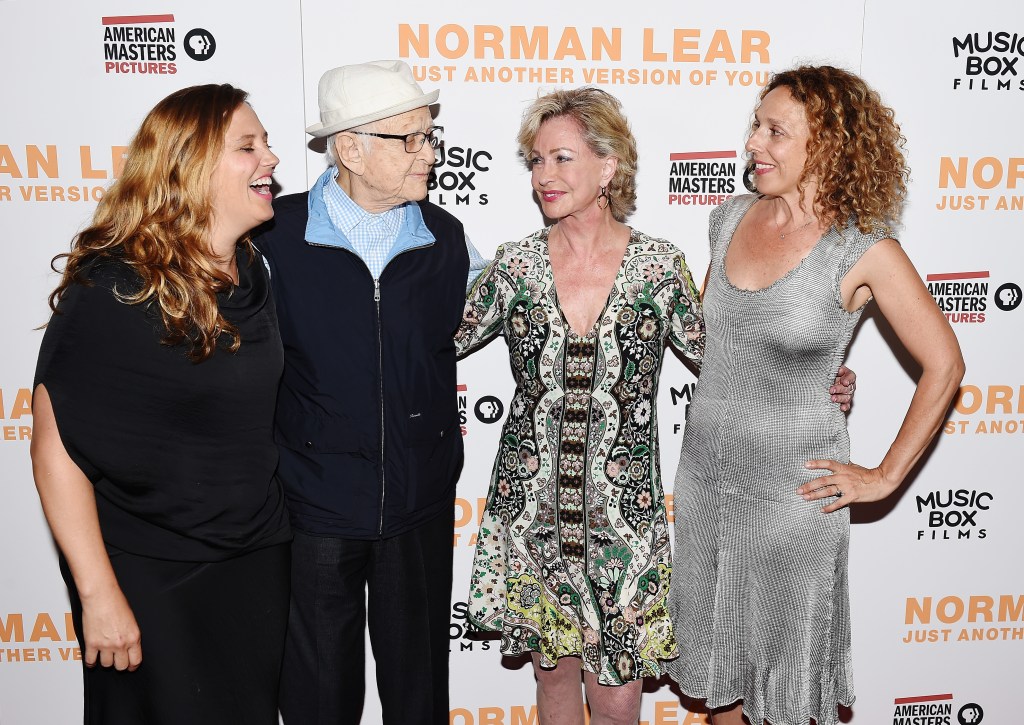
456,226,705,684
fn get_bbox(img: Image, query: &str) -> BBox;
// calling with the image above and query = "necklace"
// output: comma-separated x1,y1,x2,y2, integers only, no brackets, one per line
777,217,816,239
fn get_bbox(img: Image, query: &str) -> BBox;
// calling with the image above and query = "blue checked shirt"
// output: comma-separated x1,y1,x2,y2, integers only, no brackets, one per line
323,169,488,290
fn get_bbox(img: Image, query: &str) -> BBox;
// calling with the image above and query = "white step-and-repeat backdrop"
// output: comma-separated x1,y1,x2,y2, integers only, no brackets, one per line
1,1,1020,723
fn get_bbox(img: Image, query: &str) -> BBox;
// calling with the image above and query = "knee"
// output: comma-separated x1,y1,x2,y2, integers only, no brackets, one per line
534,660,581,698
585,683,642,725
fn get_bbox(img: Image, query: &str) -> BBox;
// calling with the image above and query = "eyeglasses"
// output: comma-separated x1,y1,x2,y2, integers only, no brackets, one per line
349,126,444,153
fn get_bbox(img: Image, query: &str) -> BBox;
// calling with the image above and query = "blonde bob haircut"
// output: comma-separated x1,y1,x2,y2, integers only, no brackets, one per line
517,87,638,222
49,83,251,362
758,65,909,234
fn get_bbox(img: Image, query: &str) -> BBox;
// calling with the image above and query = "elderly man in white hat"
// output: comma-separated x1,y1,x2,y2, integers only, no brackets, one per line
254,60,486,725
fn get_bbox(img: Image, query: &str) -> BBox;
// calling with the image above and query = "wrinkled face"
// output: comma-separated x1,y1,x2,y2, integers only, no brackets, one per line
208,103,279,242
745,86,811,199
354,106,436,207
528,115,614,221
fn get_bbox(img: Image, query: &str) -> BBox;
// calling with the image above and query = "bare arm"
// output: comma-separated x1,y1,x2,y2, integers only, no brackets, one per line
30,384,142,670
799,239,965,512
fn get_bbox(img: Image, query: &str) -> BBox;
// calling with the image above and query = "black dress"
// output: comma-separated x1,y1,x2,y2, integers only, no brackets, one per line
35,249,291,725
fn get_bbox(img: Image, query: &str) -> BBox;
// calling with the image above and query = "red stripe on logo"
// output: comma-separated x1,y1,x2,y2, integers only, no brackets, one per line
925,271,990,281
102,14,175,25
669,151,738,161
893,694,954,705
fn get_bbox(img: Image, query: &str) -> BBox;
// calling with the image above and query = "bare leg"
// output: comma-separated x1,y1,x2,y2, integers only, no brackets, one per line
582,670,643,725
710,701,746,725
533,654,586,725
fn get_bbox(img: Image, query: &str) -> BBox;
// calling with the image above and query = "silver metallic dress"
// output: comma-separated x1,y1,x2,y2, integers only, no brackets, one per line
668,194,886,725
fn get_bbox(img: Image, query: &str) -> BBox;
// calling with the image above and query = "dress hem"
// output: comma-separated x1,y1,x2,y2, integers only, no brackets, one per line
673,678,856,725
472,614,679,686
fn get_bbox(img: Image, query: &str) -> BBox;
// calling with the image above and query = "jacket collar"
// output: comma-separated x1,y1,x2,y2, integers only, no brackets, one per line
304,167,435,261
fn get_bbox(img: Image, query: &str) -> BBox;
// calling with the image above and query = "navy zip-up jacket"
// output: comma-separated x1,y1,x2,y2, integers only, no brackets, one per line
254,180,468,539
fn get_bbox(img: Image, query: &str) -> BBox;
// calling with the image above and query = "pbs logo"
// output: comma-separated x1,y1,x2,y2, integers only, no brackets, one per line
474,396,504,424
183,29,216,61
993,282,1021,312
957,703,984,725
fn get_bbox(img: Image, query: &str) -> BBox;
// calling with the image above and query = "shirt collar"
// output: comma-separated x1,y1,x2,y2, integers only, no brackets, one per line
322,167,405,236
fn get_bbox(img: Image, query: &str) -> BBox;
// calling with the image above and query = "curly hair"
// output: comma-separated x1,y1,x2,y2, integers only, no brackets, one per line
758,65,909,234
517,87,638,222
48,83,251,362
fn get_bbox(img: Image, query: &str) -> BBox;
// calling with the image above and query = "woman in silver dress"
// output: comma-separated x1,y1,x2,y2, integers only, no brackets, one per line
667,65,965,725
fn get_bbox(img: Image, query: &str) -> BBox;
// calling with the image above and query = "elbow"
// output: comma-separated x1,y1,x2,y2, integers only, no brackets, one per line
935,348,966,402
951,354,966,388
947,341,966,388
29,435,43,473
29,442,51,495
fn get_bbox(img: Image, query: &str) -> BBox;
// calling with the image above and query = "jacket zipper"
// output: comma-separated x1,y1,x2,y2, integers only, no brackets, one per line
371,243,436,536
306,239,433,538
374,278,386,536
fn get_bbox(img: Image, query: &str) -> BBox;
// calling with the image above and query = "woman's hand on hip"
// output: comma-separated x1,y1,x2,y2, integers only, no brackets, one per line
798,459,898,513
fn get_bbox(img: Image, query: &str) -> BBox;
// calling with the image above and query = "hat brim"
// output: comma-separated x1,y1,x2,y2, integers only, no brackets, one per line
305,90,440,138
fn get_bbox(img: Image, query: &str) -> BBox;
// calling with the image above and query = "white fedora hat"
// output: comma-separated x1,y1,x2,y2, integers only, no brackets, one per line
306,60,439,138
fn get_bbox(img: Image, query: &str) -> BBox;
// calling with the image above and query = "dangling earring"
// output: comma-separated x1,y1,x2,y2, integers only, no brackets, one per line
597,185,609,210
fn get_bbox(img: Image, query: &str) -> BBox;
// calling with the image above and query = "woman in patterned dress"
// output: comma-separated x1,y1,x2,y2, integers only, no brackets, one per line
667,66,965,725
456,87,705,723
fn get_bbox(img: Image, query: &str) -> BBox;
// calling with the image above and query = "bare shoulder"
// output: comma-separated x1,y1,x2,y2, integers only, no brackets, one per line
856,237,913,273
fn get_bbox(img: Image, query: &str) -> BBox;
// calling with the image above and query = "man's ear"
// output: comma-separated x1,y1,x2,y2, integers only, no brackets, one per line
335,133,364,176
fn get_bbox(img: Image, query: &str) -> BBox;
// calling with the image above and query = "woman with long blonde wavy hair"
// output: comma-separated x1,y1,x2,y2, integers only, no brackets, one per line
31,84,290,724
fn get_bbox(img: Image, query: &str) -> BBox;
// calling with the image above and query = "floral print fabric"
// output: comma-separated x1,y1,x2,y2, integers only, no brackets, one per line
456,227,705,684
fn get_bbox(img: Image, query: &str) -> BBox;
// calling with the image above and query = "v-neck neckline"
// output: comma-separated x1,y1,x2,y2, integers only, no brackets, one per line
545,226,634,338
